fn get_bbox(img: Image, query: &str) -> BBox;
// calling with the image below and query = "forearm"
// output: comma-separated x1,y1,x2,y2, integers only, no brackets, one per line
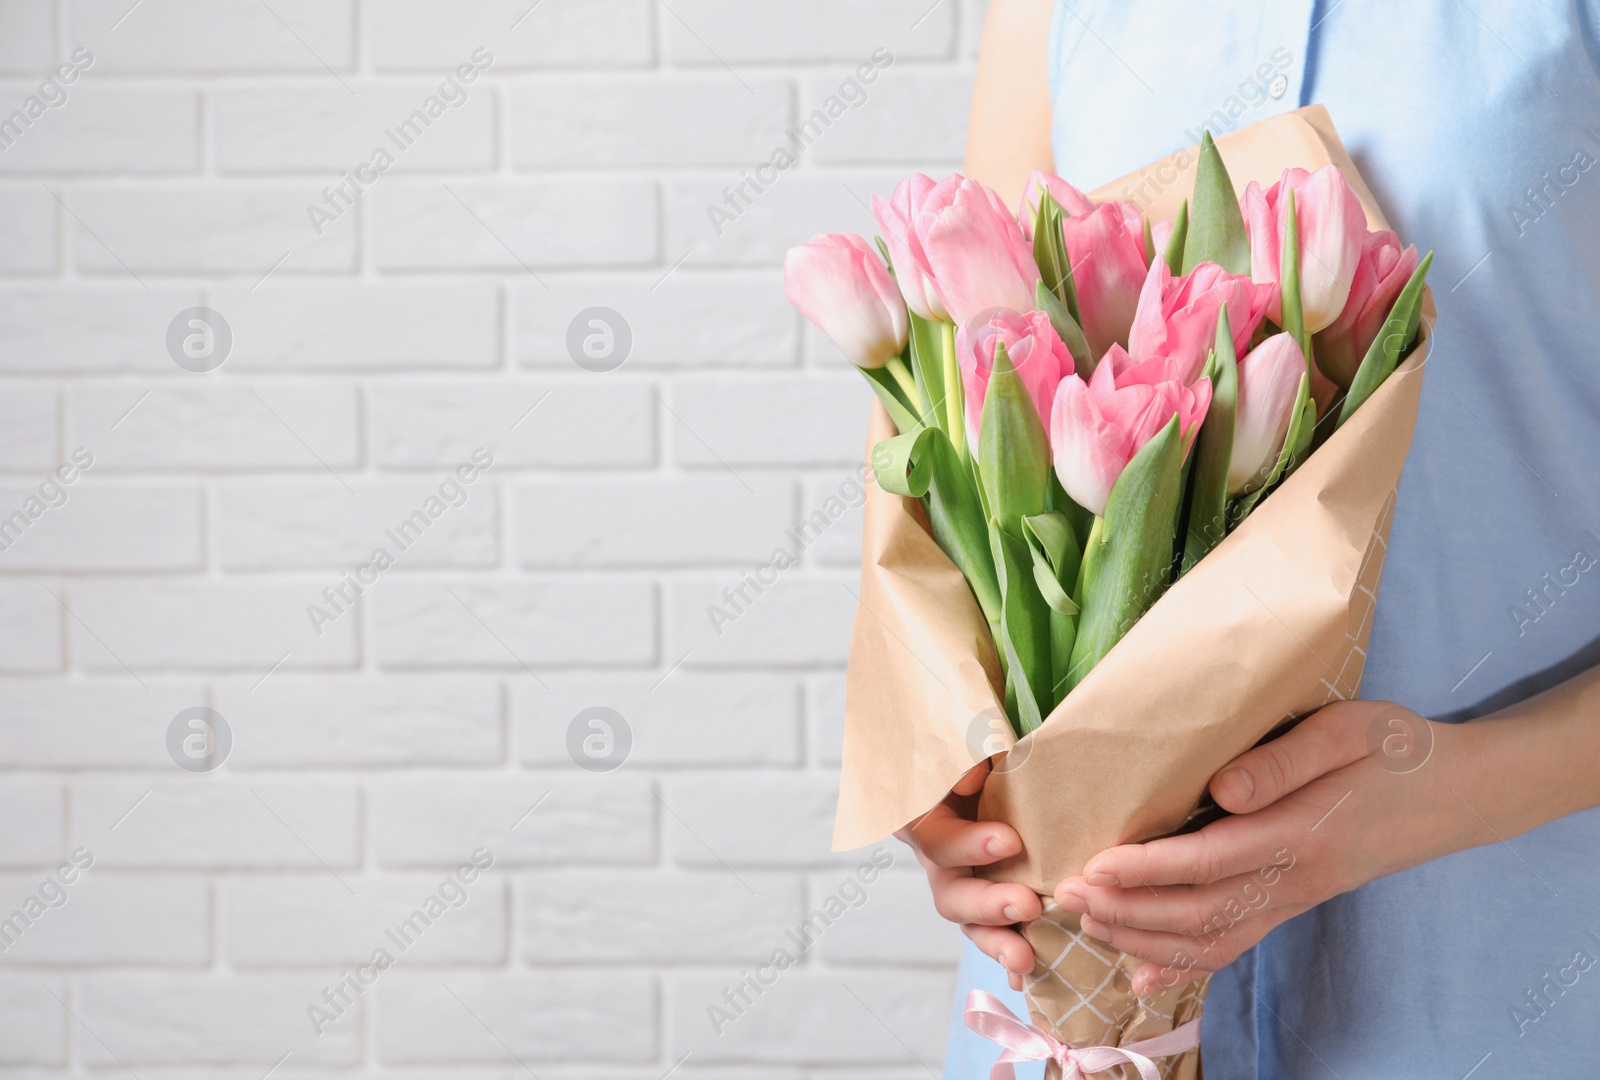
964,0,1056,206
1458,664,1600,840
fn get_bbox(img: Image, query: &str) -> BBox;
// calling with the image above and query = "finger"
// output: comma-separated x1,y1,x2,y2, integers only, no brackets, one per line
1129,908,1300,996
1077,914,1250,975
951,760,991,798
1081,817,1268,889
930,868,1042,926
962,922,1034,984
1210,707,1369,814
913,809,1022,870
1056,871,1281,937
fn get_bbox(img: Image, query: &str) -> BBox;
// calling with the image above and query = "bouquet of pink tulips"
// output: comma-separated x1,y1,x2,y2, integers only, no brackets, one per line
787,129,1429,740
788,109,1436,1079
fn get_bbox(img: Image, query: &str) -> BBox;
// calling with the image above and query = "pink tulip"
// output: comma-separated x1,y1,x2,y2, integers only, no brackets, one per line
876,174,1040,328
1126,260,1273,384
783,233,909,370
1314,230,1421,388
1062,202,1149,361
1051,346,1212,517
872,175,948,322
1228,333,1306,496
957,308,1071,444
1019,170,1096,234
1242,166,1366,333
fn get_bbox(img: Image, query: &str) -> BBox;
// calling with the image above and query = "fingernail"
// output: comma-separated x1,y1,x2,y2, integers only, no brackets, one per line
1080,917,1110,942
1057,887,1088,914
1085,870,1118,888
1217,766,1254,802
984,835,1007,857
1002,904,1021,922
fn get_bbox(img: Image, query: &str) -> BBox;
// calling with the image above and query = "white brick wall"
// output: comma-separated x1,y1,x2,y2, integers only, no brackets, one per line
0,0,980,1072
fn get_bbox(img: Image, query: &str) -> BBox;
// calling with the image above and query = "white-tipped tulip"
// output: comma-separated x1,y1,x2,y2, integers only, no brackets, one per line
1228,333,1306,496
783,233,909,369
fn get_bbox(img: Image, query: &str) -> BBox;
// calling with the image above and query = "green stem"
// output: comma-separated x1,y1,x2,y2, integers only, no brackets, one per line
884,355,921,411
1073,515,1105,605
940,320,965,460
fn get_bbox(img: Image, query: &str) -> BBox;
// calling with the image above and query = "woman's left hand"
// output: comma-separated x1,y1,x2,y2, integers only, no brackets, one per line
1052,699,1488,995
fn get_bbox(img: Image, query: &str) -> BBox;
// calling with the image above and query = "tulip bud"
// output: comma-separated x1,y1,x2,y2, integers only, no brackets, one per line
1051,346,1212,516
1314,230,1421,388
877,174,1039,328
1062,202,1148,361
958,308,1071,445
1227,333,1305,496
1019,170,1096,234
783,233,909,370
1242,166,1366,333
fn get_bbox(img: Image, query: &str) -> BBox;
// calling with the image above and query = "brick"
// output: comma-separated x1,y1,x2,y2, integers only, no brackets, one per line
518,673,802,767
0,582,62,671
71,0,355,73
68,187,356,274
0,286,203,372
0,975,65,1064
215,84,495,174
802,470,871,566
669,377,868,467
370,383,656,468
65,582,358,671
514,274,798,369
664,0,955,62
373,580,655,668
807,72,970,164
370,181,657,270
216,282,500,371
216,675,502,768
514,477,795,567
660,774,843,866
372,778,653,867
0,0,51,72
671,575,857,666
377,972,655,1062
512,79,791,167
224,873,506,966
367,0,654,69
74,782,360,869
76,974,360,1065
806,865,963,964
0,871,211,966
0,485,203,571
0,187,55,271
667,176,891,267
0,84,199,173
0,682,200,768
808,672,847,767
0,385,58,468
523,870,802,963
0,778,63,865
667,971,951,1063
217,478,497,569
75,384,360,471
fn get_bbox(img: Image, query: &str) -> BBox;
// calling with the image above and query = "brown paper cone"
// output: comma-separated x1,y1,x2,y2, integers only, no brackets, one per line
834,107,1434,1077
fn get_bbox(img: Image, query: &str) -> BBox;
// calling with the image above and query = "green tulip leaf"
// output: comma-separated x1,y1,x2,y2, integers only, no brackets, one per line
1337,251,1434,429
907,309,946,432
977,341,1051,540
1181,307,1238,572
1183,131,1250,276
1035,282,1095,381
858,365,922,437
1065,415,1185,691
1279,186,1309,362
1164,199,1189,275
990,520,1052,735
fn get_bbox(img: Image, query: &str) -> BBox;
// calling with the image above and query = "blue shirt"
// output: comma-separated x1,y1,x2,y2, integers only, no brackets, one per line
946,3,1600,1077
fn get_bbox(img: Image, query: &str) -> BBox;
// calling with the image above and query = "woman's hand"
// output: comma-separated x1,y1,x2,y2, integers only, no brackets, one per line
1052,700,1492,995
898,761,1042,991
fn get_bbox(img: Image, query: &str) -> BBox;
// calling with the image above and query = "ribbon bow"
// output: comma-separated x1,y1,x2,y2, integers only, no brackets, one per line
963,990,1201,1080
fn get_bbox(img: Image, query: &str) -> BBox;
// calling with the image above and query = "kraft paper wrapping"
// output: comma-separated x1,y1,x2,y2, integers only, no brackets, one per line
834,108,1433,1080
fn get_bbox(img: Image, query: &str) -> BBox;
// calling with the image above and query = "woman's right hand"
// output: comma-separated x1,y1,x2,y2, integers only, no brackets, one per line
896,761,1040,992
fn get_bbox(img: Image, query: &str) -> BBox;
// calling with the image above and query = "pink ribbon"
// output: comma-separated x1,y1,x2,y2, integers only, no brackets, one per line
963,990,1201,1080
